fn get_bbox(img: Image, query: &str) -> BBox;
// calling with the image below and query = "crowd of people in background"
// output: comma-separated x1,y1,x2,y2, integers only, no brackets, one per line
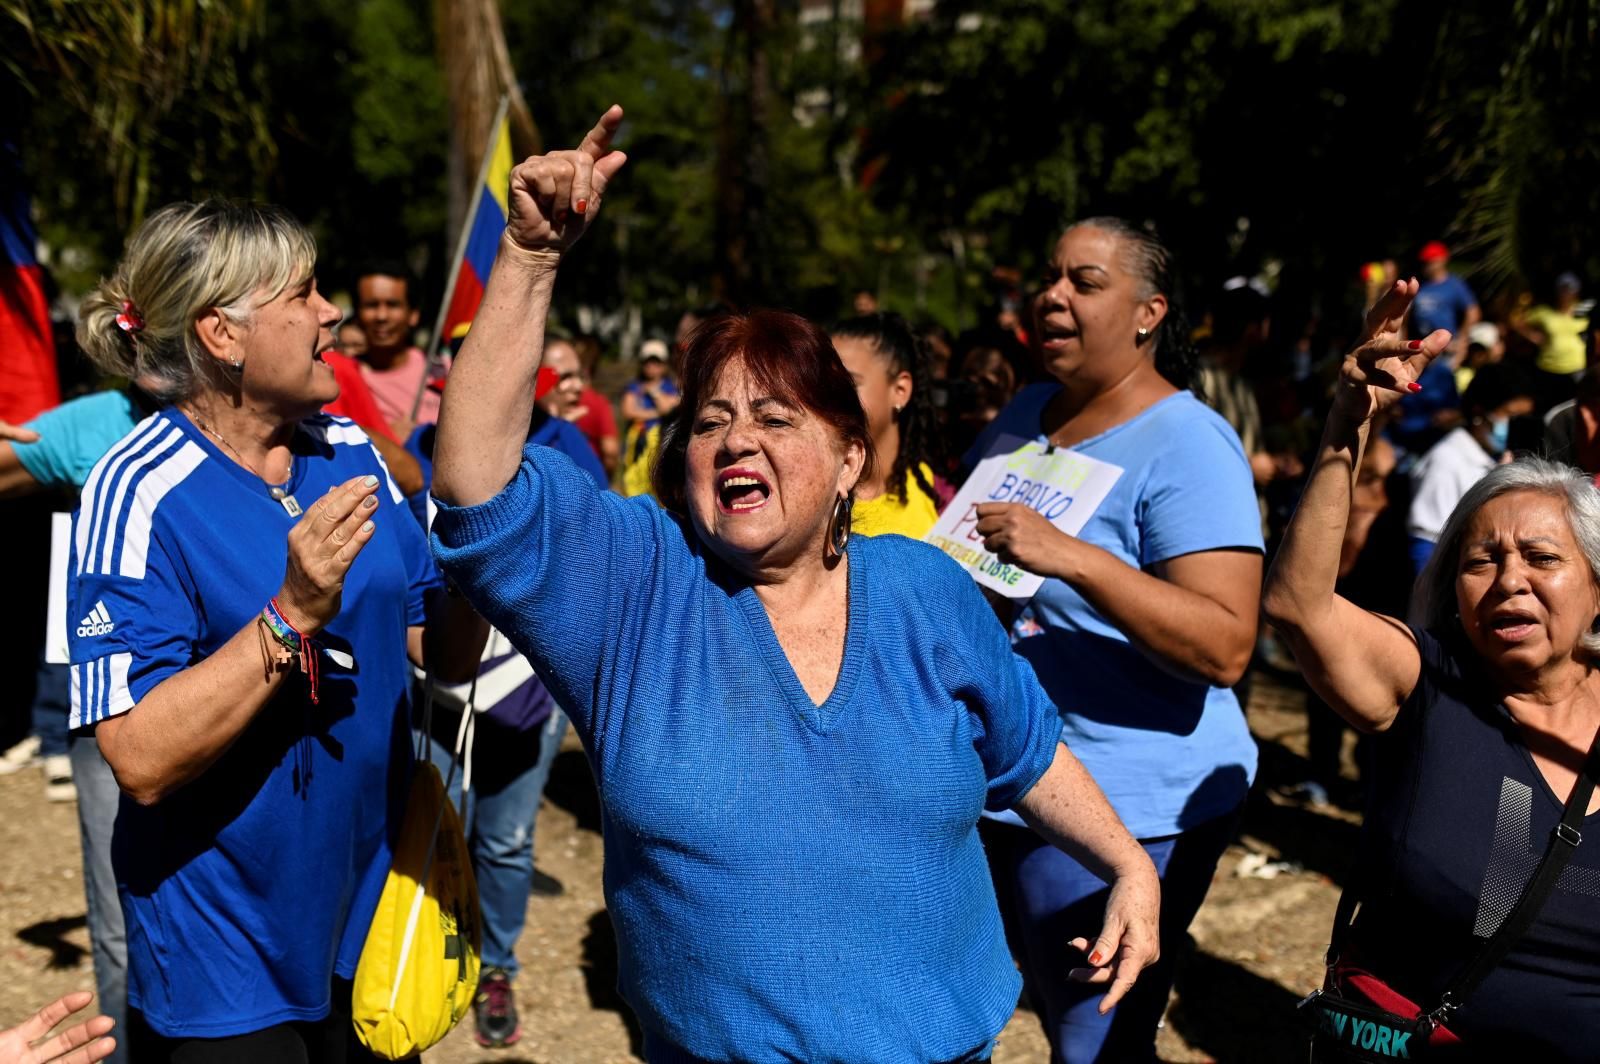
1,110,1596,1063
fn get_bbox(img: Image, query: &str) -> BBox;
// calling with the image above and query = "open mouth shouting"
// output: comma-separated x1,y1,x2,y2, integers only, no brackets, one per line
717,468,772,514
1039,318,1080,352
1487,609,1539,642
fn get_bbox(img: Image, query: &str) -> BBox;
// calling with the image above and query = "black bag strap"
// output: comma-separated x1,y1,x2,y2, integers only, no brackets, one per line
1325,722,1600,1028
1428,723,1600,1023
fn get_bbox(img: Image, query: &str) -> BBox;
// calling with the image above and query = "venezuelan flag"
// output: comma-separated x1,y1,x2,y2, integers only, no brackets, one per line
0,140,59,423
439,112,514,347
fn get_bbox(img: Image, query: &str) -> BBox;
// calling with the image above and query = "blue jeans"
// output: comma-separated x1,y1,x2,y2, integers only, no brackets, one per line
70,733,128,1064
983,808,1241,1063
419,708,568,977
33,658,70,758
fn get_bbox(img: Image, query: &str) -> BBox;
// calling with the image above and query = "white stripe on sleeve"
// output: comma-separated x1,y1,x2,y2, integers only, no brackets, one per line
106,653,134,719
78,418,166,576
69,663,85,730
87,655,101,725
119,441,207,580
96,428,186,575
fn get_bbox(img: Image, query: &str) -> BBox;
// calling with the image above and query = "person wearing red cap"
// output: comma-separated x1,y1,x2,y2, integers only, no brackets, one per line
1412,241,1480,349
1392,242,1482,455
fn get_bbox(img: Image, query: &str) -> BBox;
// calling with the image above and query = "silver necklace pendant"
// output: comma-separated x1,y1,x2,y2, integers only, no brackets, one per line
269,486,302,517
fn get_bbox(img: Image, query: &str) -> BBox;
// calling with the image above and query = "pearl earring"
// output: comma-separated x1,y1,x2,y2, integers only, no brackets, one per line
1136,327,1150,340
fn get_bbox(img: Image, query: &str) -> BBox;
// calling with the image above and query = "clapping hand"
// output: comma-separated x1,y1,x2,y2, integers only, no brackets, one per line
276,475,383,636
1336,279,1453,423
505,106,629,257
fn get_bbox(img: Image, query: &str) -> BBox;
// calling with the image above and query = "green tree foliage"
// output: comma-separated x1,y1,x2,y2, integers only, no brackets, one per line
1424,0,1600,298
4,0,274,288
6,0,1595,339
862,0,1598,325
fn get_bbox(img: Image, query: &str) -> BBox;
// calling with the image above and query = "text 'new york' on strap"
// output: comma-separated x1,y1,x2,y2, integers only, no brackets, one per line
1300,723,1600,1060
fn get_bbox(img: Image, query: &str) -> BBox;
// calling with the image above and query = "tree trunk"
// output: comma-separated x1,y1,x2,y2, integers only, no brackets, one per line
434,0,540,239
713,0,779,306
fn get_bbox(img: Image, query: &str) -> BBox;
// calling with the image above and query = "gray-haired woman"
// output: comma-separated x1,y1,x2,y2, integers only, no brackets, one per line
70,200,484,1061
1263,280,1600,1058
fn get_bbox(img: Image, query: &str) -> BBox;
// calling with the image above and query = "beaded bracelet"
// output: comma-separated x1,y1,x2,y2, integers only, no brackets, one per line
261,597,320,704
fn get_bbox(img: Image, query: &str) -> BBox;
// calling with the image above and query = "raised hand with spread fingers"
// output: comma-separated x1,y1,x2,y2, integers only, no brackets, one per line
1335,278,1453,423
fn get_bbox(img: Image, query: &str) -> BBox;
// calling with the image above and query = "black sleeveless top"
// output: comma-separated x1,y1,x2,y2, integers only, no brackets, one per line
1348,627,1600,1058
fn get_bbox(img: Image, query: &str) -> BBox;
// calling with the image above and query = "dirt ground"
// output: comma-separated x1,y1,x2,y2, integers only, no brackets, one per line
0,668,1352,1062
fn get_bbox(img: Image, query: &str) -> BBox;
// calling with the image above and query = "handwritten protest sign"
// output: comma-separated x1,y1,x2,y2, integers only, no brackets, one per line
925,437,1123,599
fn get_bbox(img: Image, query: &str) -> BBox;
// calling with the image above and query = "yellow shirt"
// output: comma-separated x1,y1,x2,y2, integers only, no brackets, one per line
852,463,942,539
1527,305,1589,376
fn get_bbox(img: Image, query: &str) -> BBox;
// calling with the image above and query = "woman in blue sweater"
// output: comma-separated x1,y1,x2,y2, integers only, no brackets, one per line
430,108,1161,1063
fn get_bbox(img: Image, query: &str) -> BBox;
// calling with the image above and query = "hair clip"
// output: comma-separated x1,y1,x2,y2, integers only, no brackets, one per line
115,300,144,333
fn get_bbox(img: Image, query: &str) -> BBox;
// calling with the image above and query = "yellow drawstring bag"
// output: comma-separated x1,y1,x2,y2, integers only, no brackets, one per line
622,421,661,498
352,685,481,1059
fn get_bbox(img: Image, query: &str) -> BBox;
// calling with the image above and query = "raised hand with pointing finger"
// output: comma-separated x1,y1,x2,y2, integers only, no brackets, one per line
434,106,631,509
505,105,628,256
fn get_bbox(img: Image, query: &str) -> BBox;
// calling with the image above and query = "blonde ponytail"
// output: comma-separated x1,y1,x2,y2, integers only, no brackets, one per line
75,201,317,401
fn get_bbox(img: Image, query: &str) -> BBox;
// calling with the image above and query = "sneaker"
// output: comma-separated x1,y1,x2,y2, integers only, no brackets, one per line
43,754,75,803
473,967,521,1048
0,734,41,776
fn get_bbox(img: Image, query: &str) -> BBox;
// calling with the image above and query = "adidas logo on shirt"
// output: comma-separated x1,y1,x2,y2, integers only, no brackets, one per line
77,601,115,638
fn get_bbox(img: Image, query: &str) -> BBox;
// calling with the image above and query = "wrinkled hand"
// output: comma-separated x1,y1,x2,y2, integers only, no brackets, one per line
1068,867,1162,1014
1336,279,1453,423
974,502,1071,575
276,475,382,634
0,990,116,1064
0,419,41,444
505,106,629,256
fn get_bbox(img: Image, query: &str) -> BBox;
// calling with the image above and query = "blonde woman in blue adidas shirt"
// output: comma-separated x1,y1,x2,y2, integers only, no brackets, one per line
429,108,1160,1064
68,200,486,1061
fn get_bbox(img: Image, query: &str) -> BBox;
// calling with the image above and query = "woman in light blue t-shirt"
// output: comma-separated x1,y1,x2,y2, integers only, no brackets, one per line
969,217,1264,1062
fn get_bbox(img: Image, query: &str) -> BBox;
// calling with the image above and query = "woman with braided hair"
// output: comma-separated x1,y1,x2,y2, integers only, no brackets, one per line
831,311,950,538
970,217,1262,1061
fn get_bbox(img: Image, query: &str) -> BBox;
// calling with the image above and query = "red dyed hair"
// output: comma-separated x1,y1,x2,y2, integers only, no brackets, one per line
651,309,876,516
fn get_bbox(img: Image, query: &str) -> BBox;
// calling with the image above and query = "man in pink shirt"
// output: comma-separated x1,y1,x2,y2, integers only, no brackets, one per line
354,261,444,435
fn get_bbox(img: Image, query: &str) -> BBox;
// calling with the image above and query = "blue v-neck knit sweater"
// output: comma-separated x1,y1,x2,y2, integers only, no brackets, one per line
432,445,1063,1063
